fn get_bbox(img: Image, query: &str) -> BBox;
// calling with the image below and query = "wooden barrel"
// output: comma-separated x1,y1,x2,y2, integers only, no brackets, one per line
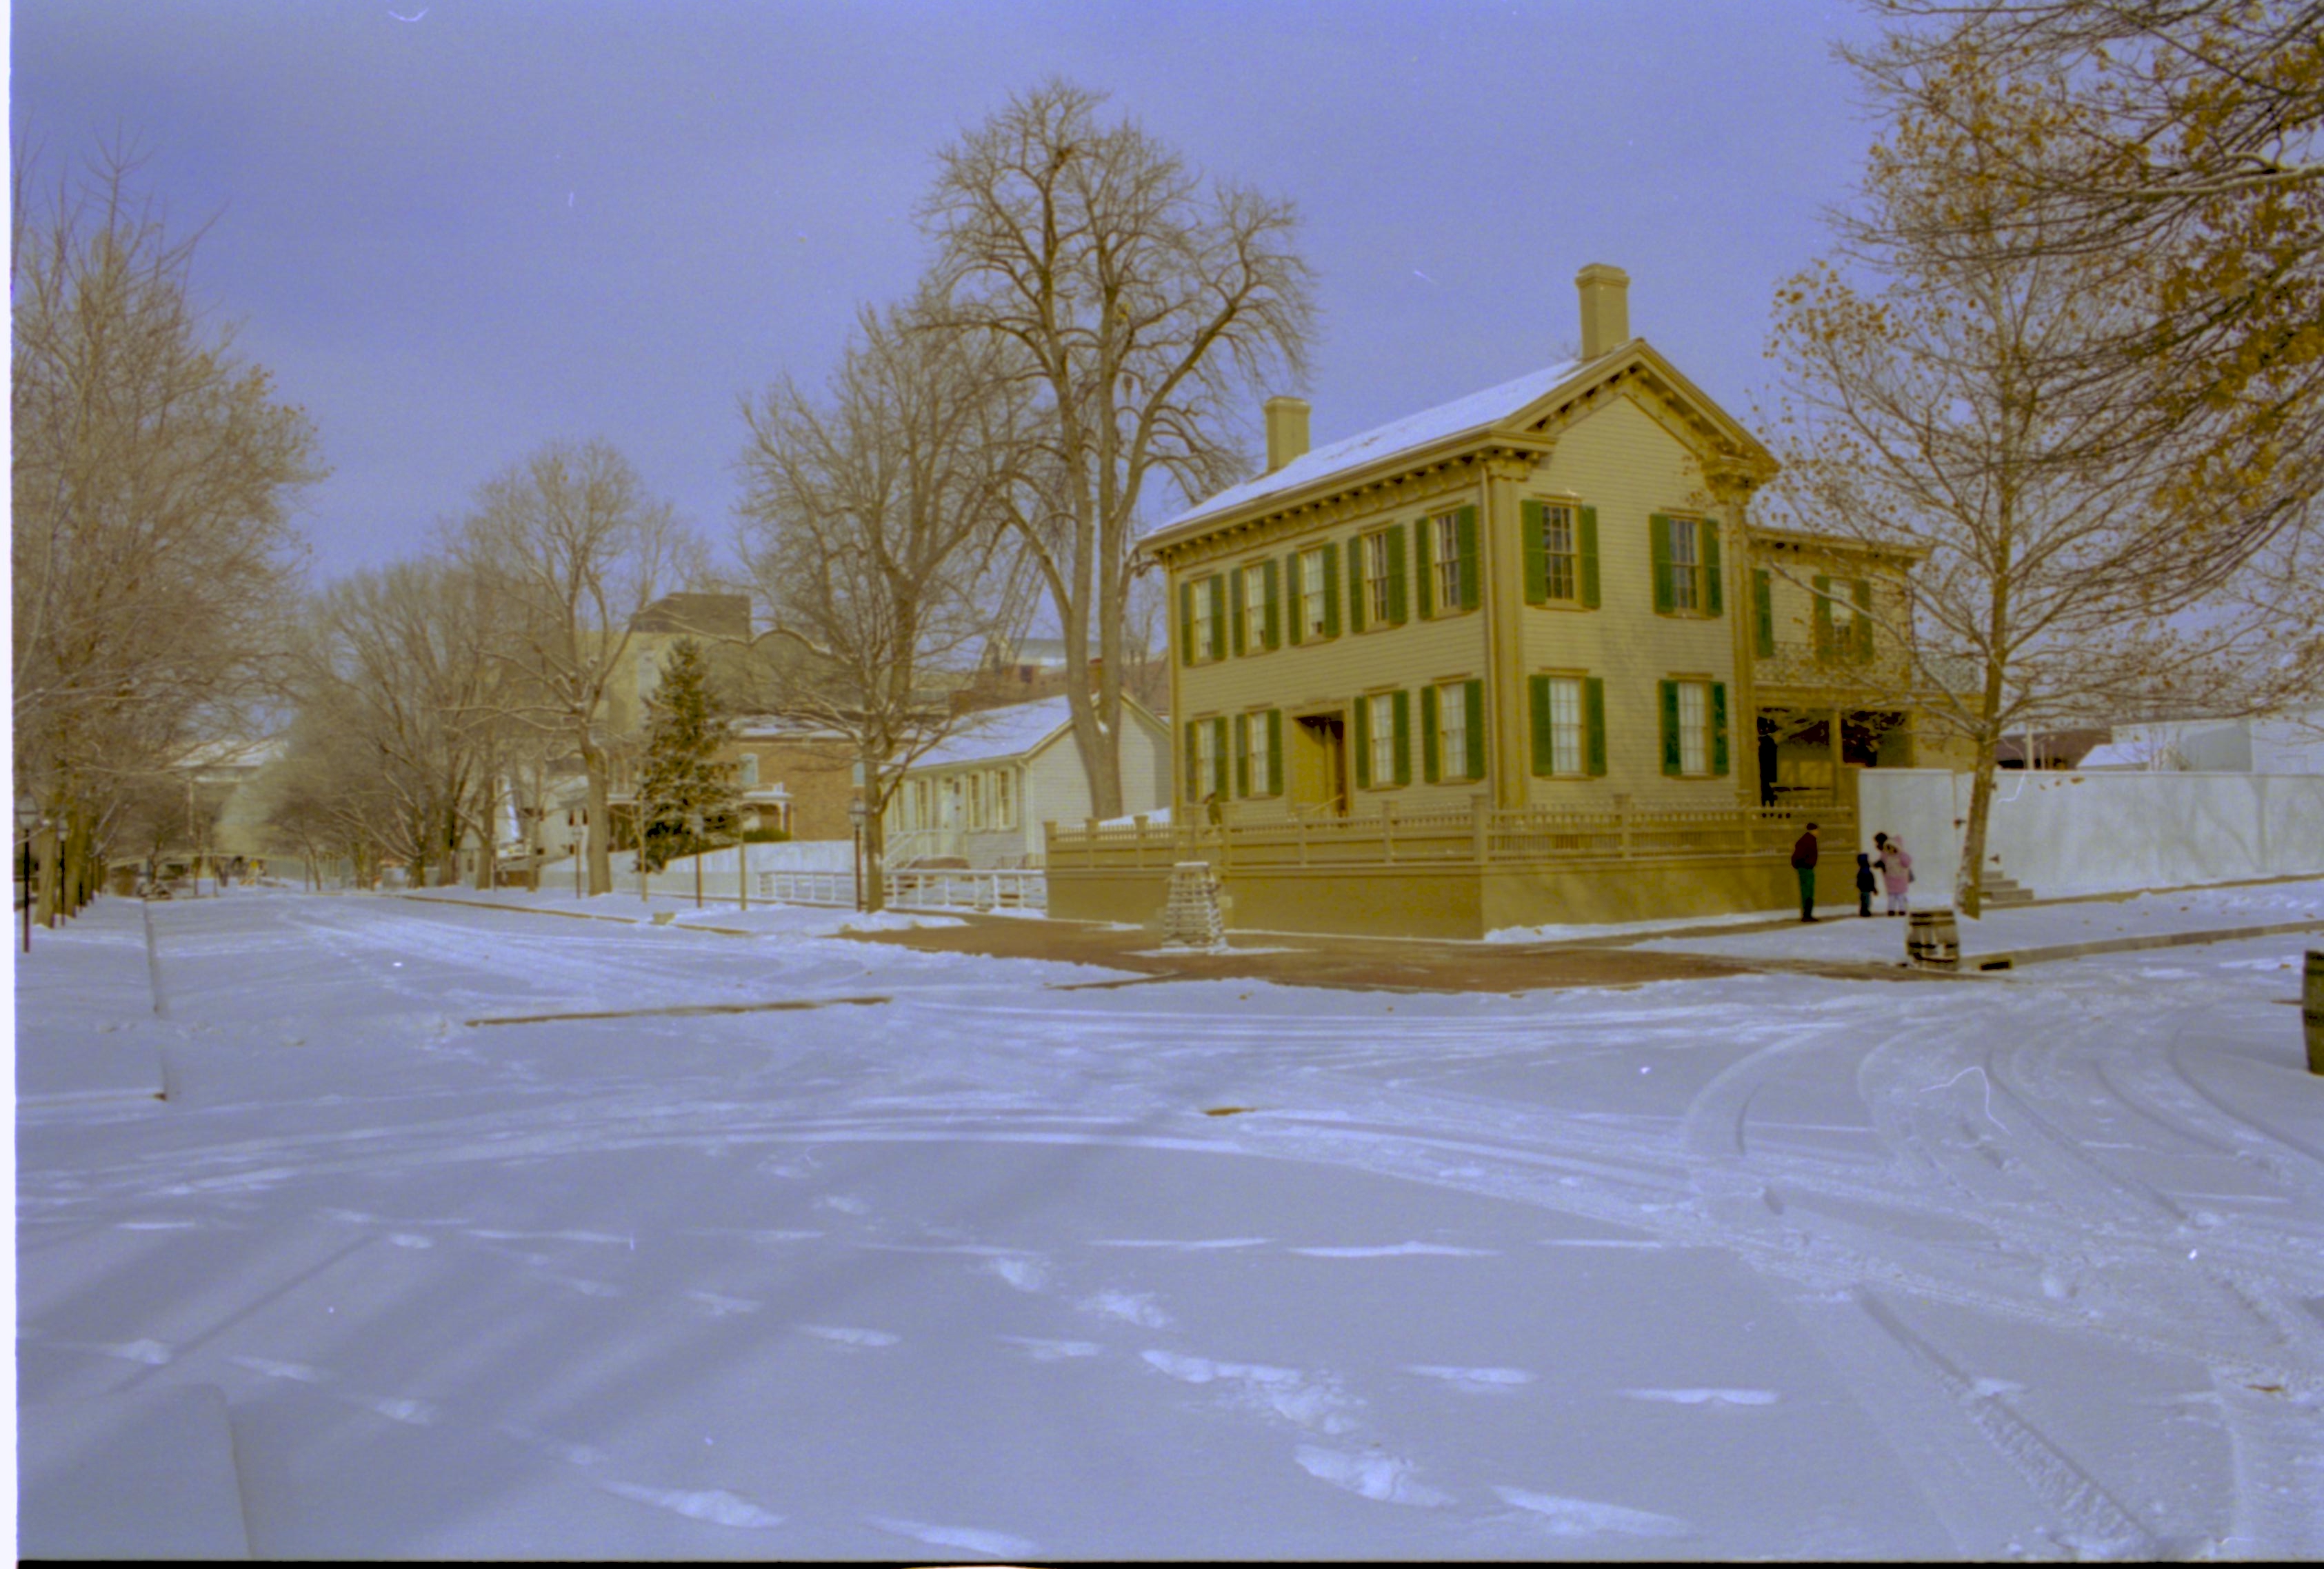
2305,950,2324,1075
1907,908,1960,970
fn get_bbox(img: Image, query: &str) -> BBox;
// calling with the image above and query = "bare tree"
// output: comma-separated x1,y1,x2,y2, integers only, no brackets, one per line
918,80,1316,818
454,441,697,895
12,142,321,917
737,297,1026,911
1850,2,2323,568
1764,56,2320,914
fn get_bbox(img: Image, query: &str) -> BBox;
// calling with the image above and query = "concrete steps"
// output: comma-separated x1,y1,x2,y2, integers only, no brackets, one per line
1979,872,2035,906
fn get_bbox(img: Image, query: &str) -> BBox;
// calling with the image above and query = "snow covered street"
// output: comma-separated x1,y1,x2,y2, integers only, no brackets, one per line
16,888,2324,1559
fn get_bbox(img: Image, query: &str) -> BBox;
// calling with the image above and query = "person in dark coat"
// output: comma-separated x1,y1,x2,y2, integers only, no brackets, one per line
1792,822,1821,922
1855,852,1876,917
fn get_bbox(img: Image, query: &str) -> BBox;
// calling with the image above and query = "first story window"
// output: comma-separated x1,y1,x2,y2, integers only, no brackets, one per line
1528,672,1607,778
1659,678,1730,778
1353,690,1410,790
1422,678,1485,783
1236,709,1281,797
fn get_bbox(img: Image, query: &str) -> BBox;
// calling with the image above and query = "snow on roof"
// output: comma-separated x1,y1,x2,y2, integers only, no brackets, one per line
905,696,1079,771
1156,357,1588,536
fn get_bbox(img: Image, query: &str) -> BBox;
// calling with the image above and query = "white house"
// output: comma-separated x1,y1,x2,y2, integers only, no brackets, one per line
883,694,1172,868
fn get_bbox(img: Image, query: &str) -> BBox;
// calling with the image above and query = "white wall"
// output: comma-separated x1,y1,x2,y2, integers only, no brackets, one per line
552,840,857,902
1856,768,2324,901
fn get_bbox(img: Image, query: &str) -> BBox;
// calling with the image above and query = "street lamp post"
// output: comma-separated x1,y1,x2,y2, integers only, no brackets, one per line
849,797,868,913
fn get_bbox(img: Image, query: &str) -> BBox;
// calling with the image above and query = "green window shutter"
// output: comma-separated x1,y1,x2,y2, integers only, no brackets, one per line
1207,577,1227,661
1353,696,1372,790
1386,523,1408,625
1753,569,1774,658
1321,543,1341,638
1812,574,1834,659
1711,683,1731,776
1392,690,1412,786
1285,552,1304,646
1421,684,1441,783
1522,500,1548,605
1266,709,1284,795
1659,680,1682,776
1211,717,1230,798
1348,537,1368,633
1852,579,1875,661
1261,559,1281,650
1579,506,1601,609
1650,514,1674,614
1234,713,1250,797
1528,674,1554,776
1702,520,1723,617
1229,567,1246,656
1416,521,1435,619
1183,719,1199,797
1463,679,1485,781
1585,677,1607,777
1456,508,1479,610
1179,579,1195,666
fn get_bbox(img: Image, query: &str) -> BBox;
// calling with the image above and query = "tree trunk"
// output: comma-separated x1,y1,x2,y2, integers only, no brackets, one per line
582,741,614,896
861,756,886,914
35,819,60,926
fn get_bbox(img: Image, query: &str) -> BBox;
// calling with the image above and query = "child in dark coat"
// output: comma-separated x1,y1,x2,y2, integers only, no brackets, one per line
1855,852,1876,917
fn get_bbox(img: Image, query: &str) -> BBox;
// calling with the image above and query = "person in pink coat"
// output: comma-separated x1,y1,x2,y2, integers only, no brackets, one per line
1873,832,1913,915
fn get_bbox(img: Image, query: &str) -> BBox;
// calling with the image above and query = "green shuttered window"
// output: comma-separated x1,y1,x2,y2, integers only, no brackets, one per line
1753,569,1774,659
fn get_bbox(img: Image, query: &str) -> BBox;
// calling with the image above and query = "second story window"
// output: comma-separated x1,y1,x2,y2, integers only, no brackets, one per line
1814,574,1876,662
1668,519,1700,612
739,754,759,788
1363,532,1392,624
1431,513,1464,610
1651,514,1723,617
1523,500,1599,608
1543,507,1578,601
1243,566,1270,652
1190,576,1217,661
1297,547,1336,641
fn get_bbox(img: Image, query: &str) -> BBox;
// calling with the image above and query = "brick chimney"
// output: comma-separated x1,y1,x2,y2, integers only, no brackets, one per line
1576,263,1631,359
1263,395,1311,472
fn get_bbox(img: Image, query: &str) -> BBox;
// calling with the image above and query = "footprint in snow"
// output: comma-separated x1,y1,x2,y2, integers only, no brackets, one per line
984,1255,1050,1292
1492,1485,1691,1537
1292,1242,1496,1259
601,1481,783,1530
685,1290,762,1317
1294,1443,1452,1507
996,1335,1102,1361
799,1324,900,1348
1081,1288,1171,1328
1403,1364,1535,1392
1142,1351,1356,1434
867,1516,1034,1556
1620,1387,1779,1407
230,1355,327,1383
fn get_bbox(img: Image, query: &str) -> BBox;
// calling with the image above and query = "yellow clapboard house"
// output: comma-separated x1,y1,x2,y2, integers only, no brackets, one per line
1047,266,1948,937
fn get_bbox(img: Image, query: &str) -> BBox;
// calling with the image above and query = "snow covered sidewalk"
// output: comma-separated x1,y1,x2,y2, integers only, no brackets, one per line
15,888,2324,1558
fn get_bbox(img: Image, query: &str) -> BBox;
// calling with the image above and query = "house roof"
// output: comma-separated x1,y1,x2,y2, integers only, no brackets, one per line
1139,341,1774,556
906,696,1081,771
1155,358,1587,540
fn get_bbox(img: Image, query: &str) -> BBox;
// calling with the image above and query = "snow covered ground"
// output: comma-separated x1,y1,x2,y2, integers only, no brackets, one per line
14,887,2324,1559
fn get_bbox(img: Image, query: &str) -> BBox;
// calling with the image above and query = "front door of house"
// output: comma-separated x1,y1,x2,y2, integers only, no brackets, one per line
1292,712,1349,815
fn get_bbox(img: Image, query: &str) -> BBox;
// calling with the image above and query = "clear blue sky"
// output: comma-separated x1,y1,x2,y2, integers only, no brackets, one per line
12,0,1882,585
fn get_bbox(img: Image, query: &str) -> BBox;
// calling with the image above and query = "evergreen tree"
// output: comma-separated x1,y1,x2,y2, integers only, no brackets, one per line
635,639,740,872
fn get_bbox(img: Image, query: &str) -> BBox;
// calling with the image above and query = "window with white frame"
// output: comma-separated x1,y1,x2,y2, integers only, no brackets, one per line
1542,505,1579,601
1301,550,1330,639
1546,676,1585,775
637,652,660,704
739,753,759,788
994,769,1015,830
1436,680,1472,779
1362,532,1393,624
1368,692,1397,785
1194,719,1219,799
1431,513,1463,609
1243,568,1268,651
1677,680,1710,774
1190,578,1216,660
1243,710,1272,797
1669,518,1701,612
